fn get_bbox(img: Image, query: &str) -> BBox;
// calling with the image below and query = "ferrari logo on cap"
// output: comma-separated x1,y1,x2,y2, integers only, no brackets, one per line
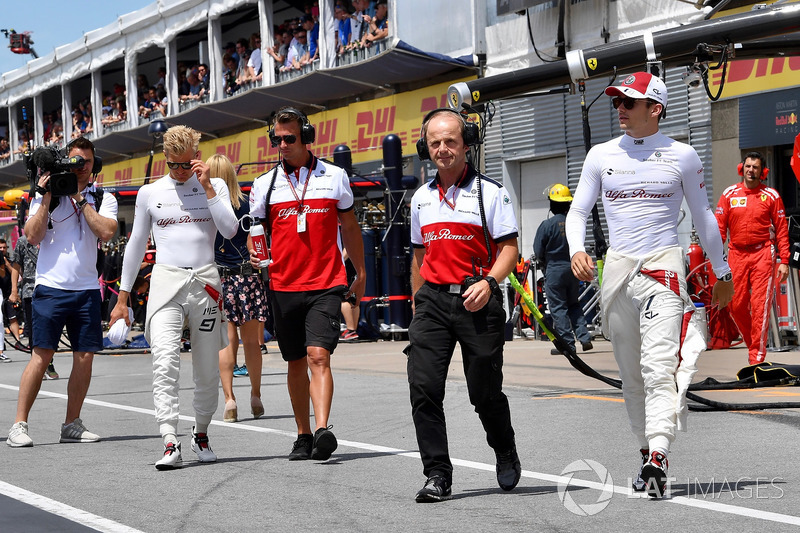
587,58,597,70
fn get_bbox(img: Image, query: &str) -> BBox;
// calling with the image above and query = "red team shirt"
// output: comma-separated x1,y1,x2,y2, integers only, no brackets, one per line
411,165,518,286
716,182,790,262
250,156,353,292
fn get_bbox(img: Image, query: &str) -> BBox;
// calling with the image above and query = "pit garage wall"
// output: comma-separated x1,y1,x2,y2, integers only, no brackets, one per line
483,67,713,257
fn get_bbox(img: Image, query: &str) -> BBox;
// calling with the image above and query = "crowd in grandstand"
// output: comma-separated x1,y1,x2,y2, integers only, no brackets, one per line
0,0,390,161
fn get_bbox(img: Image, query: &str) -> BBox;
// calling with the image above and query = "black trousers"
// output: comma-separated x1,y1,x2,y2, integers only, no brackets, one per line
406,283,515,482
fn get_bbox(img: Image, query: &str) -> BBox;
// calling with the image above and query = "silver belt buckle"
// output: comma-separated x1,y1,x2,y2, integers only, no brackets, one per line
448,284,461,294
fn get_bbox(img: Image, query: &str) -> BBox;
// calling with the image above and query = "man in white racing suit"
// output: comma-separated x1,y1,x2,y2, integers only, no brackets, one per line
565,72,734,497
111,125,238,470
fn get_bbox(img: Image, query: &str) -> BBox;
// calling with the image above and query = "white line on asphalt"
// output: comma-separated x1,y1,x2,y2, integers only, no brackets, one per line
2,384,799,526
0,480,145,533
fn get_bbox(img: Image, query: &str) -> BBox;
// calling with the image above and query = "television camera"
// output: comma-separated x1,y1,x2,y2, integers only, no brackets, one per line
24,145,99,197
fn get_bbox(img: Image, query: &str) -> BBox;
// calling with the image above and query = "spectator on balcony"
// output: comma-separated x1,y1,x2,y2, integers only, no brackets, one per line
266,30,290,70
72,110,90,138
335,4,352,55
177,65,190,98
235,39,250,79
0,138,10,161
14,130,30,155
49,121,64,146
285,28,309,71
246,34,263,82
101,96,127,127
361,0,388,47
223,42,238,65
155,67,166,89
139,87,160,119
180,68,206,104
197,63,210,87
156,87,168,116
222,53,239,96
347,0,369,49
300,15,319,65
83,102,94,134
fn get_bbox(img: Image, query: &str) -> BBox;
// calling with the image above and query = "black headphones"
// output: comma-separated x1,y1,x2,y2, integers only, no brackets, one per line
65,136,103,175
269,107,316,146
415,108,480,161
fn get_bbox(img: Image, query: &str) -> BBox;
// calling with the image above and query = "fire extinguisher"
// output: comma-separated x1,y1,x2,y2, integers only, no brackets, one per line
687,229,715,300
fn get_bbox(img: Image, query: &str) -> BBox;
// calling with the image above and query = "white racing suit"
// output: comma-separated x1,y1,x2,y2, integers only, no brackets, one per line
146,263,227,437
603,246,705,452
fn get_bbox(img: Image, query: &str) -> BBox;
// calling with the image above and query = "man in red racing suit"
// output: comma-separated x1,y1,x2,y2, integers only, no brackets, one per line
716,151,790,365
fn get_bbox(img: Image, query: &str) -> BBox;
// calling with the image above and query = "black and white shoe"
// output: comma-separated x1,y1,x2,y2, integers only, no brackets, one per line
191,427,217,463
632,448,649,492
155,442,183,470
415,475,452,503
641,450,669,498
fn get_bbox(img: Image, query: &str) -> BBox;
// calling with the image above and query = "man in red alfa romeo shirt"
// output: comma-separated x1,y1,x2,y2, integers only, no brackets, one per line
406,108,521,503
250,107,365,462
716,151,790,365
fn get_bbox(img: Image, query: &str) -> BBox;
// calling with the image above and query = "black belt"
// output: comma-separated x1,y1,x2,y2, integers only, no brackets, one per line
218,263,254,277
425,281,465,294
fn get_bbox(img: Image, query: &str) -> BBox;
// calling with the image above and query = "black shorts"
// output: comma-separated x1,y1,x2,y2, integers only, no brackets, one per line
270,286,345,361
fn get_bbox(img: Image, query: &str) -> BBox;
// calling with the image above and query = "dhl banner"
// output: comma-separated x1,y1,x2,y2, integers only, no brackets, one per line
707,56,800,100
96,77,475,188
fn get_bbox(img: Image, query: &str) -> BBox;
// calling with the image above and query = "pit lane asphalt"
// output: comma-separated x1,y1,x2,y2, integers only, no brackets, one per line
1,338,799,532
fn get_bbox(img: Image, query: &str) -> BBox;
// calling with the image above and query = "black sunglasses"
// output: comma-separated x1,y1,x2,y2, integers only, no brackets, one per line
166,161,193,169
270,134,297,147
611,97,641,110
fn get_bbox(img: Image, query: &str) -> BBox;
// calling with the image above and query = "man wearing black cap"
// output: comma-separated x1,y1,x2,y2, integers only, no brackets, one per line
565,71,734,498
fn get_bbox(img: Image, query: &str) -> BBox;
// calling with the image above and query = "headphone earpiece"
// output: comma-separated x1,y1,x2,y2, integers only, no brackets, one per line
270,107,316,145
737,160,769,180
416,108,480,161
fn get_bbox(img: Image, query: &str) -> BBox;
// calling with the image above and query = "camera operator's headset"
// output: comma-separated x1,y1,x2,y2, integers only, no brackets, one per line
737,151,769,181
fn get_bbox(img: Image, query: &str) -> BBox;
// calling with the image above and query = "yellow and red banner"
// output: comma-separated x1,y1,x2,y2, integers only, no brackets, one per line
708,57,800,100
96,77,475,188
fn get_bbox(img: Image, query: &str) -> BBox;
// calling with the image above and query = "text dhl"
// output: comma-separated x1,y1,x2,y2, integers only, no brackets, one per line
710,57,800,86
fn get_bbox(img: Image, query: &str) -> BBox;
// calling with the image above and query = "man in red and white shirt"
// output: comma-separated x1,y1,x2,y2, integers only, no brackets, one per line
716,151,790,365
250,107,365,462
407,109,520,503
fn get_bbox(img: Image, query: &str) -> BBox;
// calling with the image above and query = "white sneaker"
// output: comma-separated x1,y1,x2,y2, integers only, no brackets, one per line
60,418,101,443
7,422,33,447
155,442,183,470
191,427,217,463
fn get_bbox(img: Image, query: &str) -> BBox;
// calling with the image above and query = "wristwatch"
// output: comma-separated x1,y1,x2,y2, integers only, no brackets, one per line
76,197,88,210
484,275,499,292
719,273,732,282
